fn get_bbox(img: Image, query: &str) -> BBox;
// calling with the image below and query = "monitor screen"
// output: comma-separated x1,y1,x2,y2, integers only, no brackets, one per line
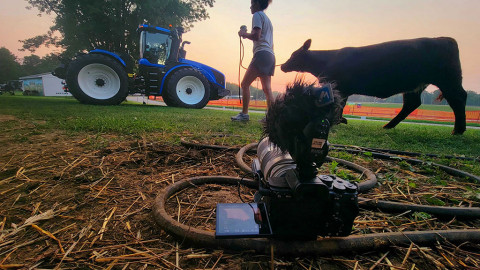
215,203,272,239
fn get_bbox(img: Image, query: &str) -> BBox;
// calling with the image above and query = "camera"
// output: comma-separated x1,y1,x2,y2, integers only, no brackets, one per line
251,138,359,239
216,83,359,240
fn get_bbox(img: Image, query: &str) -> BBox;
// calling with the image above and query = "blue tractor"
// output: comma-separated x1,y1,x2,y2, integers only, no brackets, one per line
53,25,229,108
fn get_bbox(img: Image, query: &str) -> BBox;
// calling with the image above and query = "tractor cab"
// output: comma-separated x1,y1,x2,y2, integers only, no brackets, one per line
138,25,185,66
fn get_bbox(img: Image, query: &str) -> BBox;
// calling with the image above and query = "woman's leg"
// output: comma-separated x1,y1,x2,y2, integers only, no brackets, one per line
240,66,260,114
259,75,274,109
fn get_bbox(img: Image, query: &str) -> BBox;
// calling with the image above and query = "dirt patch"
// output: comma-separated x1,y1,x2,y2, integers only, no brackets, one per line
0,115,17,122
1,130,480,269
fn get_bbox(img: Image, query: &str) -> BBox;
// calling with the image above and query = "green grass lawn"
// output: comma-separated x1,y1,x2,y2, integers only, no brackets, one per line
1,95,479,157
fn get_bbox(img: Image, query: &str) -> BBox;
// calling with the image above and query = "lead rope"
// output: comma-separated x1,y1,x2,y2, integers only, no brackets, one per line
238,35,284,106
239,37,245,104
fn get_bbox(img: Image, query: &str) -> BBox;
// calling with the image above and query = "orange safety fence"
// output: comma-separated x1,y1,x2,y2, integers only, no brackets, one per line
207,99,268,109
343,105,480,124
149,96,268,108
149,97,480,124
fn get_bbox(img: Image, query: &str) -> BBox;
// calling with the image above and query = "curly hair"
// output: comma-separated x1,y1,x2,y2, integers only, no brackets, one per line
263,80,343,154
254,0,272,10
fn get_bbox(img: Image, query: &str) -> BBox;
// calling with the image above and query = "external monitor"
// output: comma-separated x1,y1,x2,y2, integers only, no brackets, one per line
215,203,272,239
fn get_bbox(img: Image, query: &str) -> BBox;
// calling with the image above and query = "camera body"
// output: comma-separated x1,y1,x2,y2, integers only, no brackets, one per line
215,83,359,240
252,138,359,239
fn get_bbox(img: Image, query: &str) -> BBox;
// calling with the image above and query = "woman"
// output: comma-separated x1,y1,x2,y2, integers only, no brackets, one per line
231,0,275,122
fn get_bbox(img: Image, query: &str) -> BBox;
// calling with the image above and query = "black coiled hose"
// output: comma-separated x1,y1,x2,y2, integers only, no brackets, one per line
152,176,480,255
154,140,480,255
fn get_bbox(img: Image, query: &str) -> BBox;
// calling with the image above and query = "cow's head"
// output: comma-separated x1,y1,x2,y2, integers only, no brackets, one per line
281,39,312,73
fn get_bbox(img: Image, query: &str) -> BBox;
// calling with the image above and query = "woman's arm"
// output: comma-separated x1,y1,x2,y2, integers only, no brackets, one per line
238,27,261,41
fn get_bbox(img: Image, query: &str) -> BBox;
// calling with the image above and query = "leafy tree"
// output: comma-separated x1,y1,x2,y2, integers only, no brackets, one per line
421,91,435,104
21,53,61,75
22,0,215,57
0,47,21,83
384,94,402,103
467,90,480,107
22,55,42,72
431,89,448,105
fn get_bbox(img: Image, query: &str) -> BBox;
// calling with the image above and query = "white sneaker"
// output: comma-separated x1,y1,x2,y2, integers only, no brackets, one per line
231,112,250,122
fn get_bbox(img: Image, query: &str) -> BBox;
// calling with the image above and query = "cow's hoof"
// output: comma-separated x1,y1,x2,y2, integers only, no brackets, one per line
383,123,394,129
340,117,348,124
451,129,465,135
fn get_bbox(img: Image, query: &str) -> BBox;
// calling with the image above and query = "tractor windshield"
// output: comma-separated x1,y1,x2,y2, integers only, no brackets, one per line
140,31,172,66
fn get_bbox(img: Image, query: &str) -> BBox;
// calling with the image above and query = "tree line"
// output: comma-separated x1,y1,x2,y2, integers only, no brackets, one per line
0,47,60,83
348,90,480,107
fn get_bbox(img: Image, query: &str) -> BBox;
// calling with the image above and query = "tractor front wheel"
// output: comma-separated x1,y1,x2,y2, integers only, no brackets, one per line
66,54,128,105
164,68,210,109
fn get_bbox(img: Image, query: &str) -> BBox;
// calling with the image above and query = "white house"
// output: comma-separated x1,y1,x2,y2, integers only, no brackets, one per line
19,73,71,97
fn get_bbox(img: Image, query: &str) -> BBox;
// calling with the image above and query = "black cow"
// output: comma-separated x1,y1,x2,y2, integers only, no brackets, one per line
281,38,467,134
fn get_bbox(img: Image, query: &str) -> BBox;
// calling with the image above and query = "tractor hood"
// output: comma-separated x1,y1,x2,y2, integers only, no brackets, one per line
179,58,226,88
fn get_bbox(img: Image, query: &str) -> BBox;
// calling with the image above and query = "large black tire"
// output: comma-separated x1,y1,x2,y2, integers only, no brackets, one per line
164,68,210,109
66,54,128,105
161,93,179,107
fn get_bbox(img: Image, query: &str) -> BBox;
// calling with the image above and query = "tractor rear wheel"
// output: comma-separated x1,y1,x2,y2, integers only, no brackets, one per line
66,54,128,105
164,68,210,109
162,93,179,107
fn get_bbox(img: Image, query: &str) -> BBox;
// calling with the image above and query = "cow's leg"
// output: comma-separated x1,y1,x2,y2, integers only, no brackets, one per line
438,84,467,135
383,90,423,129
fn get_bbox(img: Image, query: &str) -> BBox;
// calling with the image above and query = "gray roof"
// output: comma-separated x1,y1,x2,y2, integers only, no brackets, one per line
19,72,54,80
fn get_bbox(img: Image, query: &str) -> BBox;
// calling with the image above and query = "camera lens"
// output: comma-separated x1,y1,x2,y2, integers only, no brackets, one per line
257,138,296,180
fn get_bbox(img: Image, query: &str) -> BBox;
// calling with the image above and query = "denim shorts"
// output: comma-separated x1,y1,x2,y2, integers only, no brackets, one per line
249,50,275,76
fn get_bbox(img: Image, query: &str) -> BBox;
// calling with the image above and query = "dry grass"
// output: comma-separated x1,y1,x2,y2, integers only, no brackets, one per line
1,119,480,269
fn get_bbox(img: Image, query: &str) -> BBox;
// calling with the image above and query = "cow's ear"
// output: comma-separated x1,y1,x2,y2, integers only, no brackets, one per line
303,39,312,50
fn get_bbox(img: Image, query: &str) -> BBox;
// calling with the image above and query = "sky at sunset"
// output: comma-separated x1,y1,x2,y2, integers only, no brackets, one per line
1,0,479,93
